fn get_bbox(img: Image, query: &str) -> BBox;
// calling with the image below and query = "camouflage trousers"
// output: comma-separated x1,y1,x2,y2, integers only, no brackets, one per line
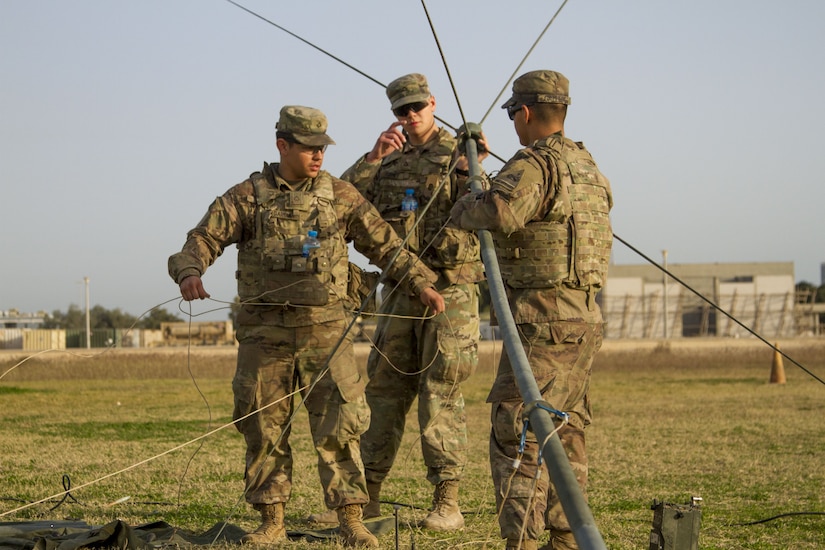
489,321,602,543
361,283,479,485
233,320,371,509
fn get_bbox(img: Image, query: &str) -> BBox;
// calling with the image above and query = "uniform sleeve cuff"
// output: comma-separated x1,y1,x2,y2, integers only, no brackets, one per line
176,268,202,285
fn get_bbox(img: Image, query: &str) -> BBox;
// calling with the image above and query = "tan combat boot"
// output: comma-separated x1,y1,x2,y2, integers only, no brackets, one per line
420,480,465,531
306,507,338,525
336,504,379,548
241,502,287,544
506,539,538,550
307,481,382,525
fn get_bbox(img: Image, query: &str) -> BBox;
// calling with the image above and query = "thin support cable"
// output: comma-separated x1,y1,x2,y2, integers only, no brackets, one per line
222,0,461,133
0,387,303,518
419,0,467,128
224,0,515,162
480,0,570,125
223,0,384,89
613,233,825,385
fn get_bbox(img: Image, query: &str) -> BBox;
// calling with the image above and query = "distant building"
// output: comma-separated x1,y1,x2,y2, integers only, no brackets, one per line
0,309,46,329
603,262,799,338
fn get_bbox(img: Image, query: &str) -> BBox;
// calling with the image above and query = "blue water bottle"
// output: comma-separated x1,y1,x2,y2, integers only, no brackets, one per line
401,188,418,212
302,230,320,257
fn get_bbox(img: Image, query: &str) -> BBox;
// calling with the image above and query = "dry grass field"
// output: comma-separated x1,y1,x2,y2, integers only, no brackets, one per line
1,338,824,549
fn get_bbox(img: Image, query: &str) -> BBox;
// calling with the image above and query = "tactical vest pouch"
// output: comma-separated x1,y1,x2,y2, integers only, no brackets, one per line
268,255,286,270
238,169,348,308
345,262,379,314
497,223,571,288
386,210,419,253
236,268,330,306
430,226,480,270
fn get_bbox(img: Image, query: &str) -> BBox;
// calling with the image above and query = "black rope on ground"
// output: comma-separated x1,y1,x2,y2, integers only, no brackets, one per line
730,511,825,526
48,474,80,512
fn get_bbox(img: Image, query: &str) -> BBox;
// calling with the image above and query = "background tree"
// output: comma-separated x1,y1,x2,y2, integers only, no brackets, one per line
91,305,137,329
136,307,183,329
43,305,181,329
43,304,85,329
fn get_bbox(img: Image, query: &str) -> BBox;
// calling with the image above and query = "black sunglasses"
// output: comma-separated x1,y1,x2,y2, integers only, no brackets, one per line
393,101,429,118
506,103,530,121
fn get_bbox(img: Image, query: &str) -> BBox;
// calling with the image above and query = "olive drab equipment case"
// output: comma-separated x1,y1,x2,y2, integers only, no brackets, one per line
648,497,702,550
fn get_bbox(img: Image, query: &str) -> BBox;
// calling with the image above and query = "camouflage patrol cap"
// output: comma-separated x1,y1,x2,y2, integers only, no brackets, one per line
386,73,432,110
501,70,571,110
275,105,336,146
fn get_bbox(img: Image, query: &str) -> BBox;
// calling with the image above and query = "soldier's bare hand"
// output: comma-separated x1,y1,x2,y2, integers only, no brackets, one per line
476,132,490,162
419,287,446,316
365,123,406,162
179,275,210,301
456,131,490,171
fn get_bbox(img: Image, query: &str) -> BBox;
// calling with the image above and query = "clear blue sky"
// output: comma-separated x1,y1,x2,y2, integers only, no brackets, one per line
2,0,824,321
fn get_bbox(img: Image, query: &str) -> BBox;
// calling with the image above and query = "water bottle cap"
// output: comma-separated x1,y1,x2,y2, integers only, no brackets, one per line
405,188,414,195
308,230,318,237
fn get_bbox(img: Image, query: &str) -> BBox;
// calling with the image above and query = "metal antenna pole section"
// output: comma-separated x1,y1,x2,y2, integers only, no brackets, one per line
460,125,607,550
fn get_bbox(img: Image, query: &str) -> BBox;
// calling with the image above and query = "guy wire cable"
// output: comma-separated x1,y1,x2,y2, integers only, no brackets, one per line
221,0,509,164
0,400,283,518
419,0,468,128
479,0,569,126
416,0,821,388
0,297,189,382
175,301,213,507
56,8,825,548
223,0,384,90
9,5,809,548
613,233,825,386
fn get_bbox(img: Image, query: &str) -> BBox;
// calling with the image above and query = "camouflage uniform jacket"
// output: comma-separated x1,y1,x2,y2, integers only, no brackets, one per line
342,126,485,286
168,162,438,327
452,133,613,325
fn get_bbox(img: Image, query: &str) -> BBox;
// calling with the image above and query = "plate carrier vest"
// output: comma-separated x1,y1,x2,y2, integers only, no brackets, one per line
372,130,472,269
235,170,349,306
496,136,612,291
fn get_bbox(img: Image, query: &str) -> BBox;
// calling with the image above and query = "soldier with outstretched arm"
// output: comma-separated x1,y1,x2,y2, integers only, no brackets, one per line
169,106,444,548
